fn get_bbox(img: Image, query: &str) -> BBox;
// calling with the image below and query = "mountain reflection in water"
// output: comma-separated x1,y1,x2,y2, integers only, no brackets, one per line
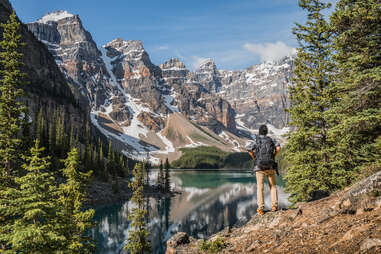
91,170,290,254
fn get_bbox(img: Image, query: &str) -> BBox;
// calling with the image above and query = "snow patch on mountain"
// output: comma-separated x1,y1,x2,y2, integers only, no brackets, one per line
37,11,74,23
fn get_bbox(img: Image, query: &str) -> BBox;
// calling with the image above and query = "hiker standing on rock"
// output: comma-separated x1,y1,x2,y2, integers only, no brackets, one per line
247,124,281,215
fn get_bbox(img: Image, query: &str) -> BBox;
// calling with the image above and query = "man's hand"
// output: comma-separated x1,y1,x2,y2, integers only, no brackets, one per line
248,150,256,160
274,146,281,157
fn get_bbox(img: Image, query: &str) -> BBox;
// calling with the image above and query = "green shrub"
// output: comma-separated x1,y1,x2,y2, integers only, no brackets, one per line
199,237,227,253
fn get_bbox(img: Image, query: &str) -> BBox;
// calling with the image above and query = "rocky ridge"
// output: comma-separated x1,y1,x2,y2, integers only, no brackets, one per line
166,171,381,253
27,10,293,162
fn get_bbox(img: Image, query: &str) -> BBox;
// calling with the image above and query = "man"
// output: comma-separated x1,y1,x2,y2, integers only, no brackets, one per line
247,124,281,215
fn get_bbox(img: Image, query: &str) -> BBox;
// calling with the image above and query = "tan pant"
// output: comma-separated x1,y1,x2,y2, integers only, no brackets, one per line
256,169,278,210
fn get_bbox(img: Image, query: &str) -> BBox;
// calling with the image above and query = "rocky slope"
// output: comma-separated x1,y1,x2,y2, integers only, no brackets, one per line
166,171,381,253
26,10,293,162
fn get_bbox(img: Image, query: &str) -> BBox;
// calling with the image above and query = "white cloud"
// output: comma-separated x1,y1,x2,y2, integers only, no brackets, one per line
156,45,169,50
243,41,296,62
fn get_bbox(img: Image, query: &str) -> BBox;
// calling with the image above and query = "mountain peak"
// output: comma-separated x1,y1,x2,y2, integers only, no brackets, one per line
37,10,75,24
197,58,217,72
104,38,145,55
161,57,187,70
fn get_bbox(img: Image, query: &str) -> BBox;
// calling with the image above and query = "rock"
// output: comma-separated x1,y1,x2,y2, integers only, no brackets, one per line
360,238,381,251
356,208,365,215
137,112,164,132
342,199,351,207
339,171,381,213
268,216,281,228
246,240,262,252
330,224,372,247
166,232,190,248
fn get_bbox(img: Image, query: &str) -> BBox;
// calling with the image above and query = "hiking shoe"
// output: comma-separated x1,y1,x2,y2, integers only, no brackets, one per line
272,205,278,212
257,208,265,215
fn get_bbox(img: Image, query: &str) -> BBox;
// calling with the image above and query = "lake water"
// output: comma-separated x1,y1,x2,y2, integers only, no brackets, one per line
90,170,290,254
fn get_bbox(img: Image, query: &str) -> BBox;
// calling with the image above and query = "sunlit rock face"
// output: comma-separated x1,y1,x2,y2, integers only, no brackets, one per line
103,38,166,114
27,11,112,110
218,57,293,129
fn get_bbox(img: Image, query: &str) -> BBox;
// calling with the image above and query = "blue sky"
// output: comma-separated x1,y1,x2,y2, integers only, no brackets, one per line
10,0,335,70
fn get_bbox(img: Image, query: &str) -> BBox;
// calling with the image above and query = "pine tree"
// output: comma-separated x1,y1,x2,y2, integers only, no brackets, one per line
124,162,151,254
84,119,91,166
0,12,28,178
105,139,114,180
284,0,339,202
48,120,55,152
36,108,45,144
21,106,32,152
145,154,151,186
57,148,95,253
0,11,28,250
164,158,171,192
329,0,381,178
98,138,104,173
0,140,63,252
69,123,75,149
157,160,164,191
55,108,65,156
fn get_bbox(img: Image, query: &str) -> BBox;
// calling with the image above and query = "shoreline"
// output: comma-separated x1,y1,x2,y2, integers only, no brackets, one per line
85,177,179,208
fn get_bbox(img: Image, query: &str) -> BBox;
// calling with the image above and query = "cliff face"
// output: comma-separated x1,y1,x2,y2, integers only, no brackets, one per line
0,0,90,138
27,11,111,110
219,57,293,130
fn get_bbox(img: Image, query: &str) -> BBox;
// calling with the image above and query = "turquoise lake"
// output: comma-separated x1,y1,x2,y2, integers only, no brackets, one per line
90,170,290,254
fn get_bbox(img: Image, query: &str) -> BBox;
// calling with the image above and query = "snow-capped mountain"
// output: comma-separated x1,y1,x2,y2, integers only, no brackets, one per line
27,11,292,162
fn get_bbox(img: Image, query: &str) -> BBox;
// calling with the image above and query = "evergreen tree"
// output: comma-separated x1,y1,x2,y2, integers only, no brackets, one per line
98,138,104,172
84,119,91,166
145,153,151,186
55,109,65,156
69,124,75,149
1,140,63,252
105,139,114,180
36,108,45,145
164,158,171,192
56,148,95,253
157,160,164,191
124,162,151,254
21,106,32,152
0,12,28,178
48,120,55,152
0,11,28,250
329,0,381,178
284,0,339,202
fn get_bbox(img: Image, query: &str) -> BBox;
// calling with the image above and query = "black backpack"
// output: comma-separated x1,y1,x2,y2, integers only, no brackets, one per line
255,136,275,170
